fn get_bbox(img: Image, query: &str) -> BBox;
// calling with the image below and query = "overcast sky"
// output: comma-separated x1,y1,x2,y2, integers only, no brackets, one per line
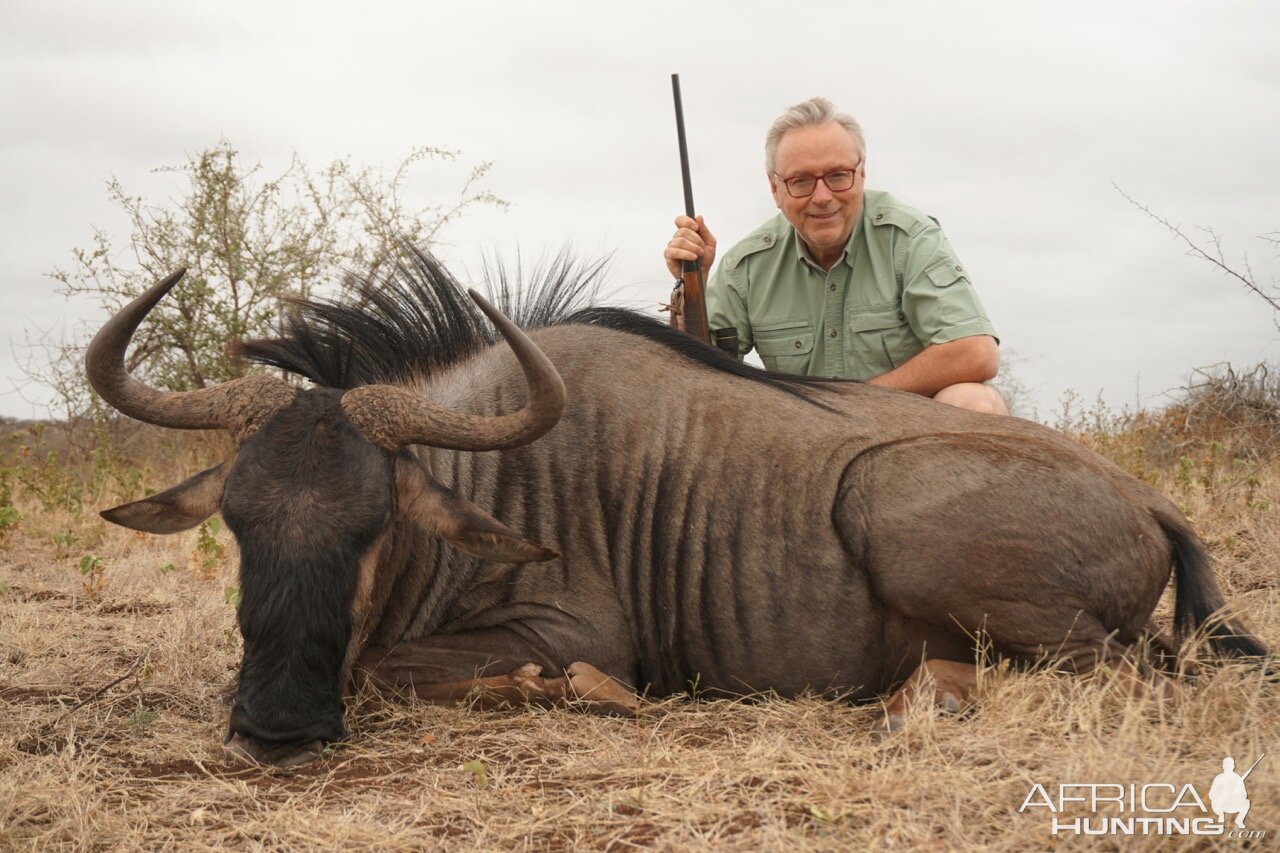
3,1,1277,421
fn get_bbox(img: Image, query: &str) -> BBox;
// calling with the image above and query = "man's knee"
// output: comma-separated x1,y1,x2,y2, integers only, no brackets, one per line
933,382,1009,415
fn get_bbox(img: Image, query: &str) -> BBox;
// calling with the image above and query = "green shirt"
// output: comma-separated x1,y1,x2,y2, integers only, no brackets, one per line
706,189,997,380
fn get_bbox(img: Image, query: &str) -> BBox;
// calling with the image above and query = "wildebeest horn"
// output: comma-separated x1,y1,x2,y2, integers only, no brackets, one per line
341,289,567,451
85,269,296,439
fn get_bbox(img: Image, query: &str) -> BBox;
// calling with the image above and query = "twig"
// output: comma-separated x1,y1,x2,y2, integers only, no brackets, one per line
48,655,146,727
1113,183,1280,315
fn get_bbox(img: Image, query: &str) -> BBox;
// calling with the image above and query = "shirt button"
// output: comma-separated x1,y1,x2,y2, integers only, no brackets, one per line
793,340,803,349
829,282,837,292
955,265,963,272
874,212,884,222
829,329,837,338
762,235,774,245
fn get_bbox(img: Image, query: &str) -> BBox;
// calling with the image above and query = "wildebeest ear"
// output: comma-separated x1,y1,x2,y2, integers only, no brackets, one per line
397,461,558,563
101,460,231,534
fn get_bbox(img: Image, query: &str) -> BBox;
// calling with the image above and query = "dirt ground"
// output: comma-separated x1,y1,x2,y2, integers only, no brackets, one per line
2,421,1278,851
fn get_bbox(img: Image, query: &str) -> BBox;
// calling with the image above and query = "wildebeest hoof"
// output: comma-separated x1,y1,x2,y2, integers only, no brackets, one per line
882,713,907,734
877,692,962,735
223,732,326,768
508,662,550,701
511,662,544,680
566,662,641,715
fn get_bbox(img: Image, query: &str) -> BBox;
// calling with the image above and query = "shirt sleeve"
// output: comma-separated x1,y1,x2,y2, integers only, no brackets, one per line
706,261,753,359
898,222,998,346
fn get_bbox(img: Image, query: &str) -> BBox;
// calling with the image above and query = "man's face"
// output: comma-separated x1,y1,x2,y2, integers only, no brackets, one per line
769,123,865,268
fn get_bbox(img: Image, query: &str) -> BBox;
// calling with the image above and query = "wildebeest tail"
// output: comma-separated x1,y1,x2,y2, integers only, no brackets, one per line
1158,512,1270,659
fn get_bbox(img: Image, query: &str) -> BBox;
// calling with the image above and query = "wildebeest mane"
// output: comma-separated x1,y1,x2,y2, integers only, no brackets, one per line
238,246,838,406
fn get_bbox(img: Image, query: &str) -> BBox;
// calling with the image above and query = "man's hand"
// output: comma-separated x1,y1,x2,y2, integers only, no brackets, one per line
664,215,717,279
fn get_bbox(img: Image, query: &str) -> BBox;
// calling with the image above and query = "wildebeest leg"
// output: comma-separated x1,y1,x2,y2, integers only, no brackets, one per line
356,630,641,716
843,436,1173,696
378,661,640,716
880,659,978,732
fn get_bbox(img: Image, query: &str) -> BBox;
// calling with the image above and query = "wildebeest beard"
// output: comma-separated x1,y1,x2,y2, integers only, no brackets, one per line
222,389,393,749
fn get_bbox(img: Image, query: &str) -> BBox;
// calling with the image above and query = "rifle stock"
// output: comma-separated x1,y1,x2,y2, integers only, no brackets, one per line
680,262,710,343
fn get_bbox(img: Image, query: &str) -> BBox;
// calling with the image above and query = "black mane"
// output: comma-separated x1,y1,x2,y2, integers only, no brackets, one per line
238,246,837,405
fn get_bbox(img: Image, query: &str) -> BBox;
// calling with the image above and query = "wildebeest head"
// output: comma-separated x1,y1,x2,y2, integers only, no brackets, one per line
86,269,565,766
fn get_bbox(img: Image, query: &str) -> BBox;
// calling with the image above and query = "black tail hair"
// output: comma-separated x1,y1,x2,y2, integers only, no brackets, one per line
1159,512,1270,659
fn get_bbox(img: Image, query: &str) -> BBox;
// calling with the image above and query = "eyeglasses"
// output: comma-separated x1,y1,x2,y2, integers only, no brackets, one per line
773,164,862,198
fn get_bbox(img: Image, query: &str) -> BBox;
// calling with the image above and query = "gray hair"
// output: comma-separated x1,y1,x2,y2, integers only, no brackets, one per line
764,97,865,174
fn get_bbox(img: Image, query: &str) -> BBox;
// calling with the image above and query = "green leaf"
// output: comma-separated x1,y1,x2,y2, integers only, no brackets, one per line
461,760,488,789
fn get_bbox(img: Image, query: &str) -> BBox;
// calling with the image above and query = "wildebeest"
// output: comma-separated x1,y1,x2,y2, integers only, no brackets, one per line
87,250,1267,766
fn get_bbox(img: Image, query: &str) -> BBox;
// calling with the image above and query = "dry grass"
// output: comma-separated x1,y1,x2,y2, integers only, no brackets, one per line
2,416,1278,851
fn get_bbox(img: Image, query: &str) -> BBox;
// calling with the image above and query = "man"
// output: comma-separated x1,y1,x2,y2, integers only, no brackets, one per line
1209,756,1252,829
664,97,1007,415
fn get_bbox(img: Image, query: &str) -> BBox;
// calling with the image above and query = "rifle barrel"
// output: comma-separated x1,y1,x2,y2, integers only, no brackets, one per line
671,74,696,221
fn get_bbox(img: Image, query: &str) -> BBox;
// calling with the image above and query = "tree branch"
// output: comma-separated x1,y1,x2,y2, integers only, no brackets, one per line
1114,183,1280,315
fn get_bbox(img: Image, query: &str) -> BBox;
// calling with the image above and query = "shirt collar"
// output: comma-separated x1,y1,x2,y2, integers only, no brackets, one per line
792,213,863,272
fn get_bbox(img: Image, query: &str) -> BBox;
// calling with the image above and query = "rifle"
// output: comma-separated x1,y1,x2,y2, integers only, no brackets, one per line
670,75,738,355
670,74,710,344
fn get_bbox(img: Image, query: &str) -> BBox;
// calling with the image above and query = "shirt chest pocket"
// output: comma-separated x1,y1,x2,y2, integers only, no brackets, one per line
753,319,814,375
848,304,921,374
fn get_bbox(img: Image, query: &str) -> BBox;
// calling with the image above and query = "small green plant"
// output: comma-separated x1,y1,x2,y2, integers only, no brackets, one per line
1128,445,1147,482
87,412,143,499
128,706,158,732
0,505,20,540
78,554,105,598
461,760,488,789
14,443,84,515
808,804,849,824
159,562,177,575
192,519,225,579
1176,455,1195,494
51,531,77,557
223,586,242,609
1243,471,1263,508
1197,441,1223,496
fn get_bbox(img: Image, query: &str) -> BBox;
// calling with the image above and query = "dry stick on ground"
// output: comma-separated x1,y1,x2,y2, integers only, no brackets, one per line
45,655,147,729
